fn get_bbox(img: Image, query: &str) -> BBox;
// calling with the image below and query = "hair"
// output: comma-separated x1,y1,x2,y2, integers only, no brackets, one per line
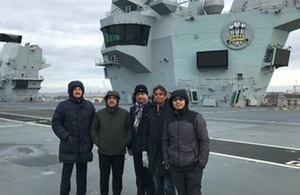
153,85,167,95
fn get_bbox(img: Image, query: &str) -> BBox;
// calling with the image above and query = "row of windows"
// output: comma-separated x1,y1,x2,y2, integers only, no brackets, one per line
101,24,150,47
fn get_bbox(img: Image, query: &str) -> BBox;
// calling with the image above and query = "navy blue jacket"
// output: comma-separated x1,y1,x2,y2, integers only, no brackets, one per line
129,101,152,155
52,96,95,163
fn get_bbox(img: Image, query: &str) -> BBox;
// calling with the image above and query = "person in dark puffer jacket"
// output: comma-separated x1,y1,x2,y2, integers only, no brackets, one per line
52,80,95,195
162,89,209,195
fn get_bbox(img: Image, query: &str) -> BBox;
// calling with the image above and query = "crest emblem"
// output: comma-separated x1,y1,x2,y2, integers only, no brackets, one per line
222,21,254,50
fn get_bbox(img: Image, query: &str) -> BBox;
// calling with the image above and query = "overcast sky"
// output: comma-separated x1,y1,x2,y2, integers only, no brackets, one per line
0,0,299,93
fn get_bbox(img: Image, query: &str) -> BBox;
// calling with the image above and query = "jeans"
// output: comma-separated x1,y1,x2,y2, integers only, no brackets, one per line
153,175,176,195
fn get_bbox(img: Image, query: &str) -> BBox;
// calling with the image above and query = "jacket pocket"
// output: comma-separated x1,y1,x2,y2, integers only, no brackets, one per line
60,136,78,155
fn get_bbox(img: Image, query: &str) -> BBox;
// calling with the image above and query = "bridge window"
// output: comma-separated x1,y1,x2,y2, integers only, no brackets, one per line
101,24,150,47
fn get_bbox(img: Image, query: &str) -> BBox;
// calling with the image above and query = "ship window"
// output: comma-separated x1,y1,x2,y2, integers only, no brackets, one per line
14,80,28,89
197,50,228,69
101,24,150,47
237,73,243,81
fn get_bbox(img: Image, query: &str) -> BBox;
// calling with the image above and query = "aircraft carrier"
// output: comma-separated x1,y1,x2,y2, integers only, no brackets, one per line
0,102,299,195
97,0,300,107
0,33,50,102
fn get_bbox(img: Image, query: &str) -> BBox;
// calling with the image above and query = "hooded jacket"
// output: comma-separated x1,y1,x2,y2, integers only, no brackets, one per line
162,89,210,169
90,91,132,156
52,81,95,163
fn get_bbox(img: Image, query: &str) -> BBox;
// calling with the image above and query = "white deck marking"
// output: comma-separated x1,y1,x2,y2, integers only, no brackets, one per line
0,124,23,128
0,117,50,128
210,152,300,170
206,117,300,126
211,137,300,151
0,111,51,120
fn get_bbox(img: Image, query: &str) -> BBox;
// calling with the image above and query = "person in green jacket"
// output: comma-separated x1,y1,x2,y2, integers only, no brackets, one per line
90,91,132,195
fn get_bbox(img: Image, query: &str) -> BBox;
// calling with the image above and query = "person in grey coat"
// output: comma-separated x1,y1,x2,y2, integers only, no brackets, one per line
90,91,132,195
162,89,210,195
52,80,95,195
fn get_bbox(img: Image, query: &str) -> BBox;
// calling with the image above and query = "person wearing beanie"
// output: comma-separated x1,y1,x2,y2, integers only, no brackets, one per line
90,90,132,195
52,80,95,195
128,84,155,195
142,85,176,195
162,89,210,195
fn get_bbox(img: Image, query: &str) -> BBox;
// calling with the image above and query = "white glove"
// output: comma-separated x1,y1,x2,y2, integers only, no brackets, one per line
142,151,149,168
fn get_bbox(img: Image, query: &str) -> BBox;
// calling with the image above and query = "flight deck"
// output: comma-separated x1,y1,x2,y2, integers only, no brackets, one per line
0,102,299,195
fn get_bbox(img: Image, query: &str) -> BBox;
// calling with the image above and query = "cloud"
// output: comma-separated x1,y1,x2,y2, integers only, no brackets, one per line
1,0,300,94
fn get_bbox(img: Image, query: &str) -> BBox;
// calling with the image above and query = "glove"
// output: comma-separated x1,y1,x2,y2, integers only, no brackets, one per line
142,151,149,168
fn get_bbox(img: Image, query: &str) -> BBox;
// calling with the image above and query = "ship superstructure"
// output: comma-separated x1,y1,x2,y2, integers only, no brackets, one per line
98,0,300,107
0,33,50,101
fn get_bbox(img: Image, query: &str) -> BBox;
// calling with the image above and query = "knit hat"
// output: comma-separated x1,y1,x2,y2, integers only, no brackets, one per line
134,84,148,96
68,80,84,97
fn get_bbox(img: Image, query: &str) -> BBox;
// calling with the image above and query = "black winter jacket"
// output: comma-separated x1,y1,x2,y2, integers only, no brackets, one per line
142,102,171,175
162,109,209,169
90,106,132,156
129,101,152,155
52,97,95,163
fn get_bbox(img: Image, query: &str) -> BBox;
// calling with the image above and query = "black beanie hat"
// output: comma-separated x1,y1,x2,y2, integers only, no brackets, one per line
134,84,148,95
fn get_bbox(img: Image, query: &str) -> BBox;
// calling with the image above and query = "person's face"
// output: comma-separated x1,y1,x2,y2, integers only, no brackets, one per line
136,92,148,103
154,89,167,104
172,96,186,110
107,96,118,107
73,87,83,98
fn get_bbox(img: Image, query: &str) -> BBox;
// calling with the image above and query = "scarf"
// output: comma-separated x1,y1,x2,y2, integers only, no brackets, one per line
134,100,148,132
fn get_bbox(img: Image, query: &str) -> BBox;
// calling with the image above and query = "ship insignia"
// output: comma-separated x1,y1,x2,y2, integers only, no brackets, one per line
222,21,254,50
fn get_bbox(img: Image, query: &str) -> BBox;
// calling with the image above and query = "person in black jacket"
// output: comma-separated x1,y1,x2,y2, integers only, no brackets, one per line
129,84,155,195
142,85,176,195
52,80,95,195
162,89,209,195
90,91,132,195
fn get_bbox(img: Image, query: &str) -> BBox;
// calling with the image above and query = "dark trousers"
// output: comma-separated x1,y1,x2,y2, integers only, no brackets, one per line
60,162,87,195
153,175,176,195
169,165,203,195
133,154,155,195
99,154,125,195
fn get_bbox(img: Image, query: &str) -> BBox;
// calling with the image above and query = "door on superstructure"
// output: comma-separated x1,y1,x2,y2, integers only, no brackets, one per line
189,89,199,104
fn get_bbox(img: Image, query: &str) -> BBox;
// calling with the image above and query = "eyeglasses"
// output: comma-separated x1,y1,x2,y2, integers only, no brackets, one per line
172,97,184,102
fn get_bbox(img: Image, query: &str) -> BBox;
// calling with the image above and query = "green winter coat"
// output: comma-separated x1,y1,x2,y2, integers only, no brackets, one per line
90,106,132,156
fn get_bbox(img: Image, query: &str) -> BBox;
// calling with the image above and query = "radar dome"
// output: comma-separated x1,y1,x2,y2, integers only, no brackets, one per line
204,0,224,14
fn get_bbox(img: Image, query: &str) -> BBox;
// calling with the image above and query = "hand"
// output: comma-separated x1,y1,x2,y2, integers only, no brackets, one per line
142,151,149,168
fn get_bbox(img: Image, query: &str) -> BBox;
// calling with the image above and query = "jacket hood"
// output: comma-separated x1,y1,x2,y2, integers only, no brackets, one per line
168,89,189,110
104,91,120,100
104,91,120,107
68,80,84,97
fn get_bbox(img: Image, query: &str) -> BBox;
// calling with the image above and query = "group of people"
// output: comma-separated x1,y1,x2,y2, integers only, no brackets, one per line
52,80,210,195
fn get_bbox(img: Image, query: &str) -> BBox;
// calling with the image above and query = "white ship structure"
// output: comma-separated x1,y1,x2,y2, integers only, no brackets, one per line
98,0,300,107
0,33,50,101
